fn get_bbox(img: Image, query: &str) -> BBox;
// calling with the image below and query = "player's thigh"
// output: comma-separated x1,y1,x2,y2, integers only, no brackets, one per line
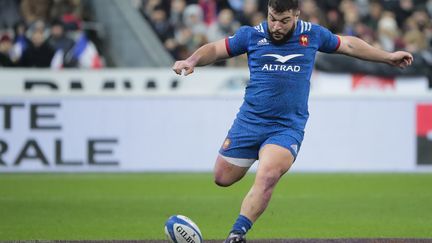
213,155,250,186
257,144,294,180
216,120,262,185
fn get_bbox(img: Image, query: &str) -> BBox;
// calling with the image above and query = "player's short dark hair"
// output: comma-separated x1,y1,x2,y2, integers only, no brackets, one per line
268,0,299,13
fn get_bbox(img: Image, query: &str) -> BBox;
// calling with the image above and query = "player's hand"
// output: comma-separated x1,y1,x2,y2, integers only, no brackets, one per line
388,51,414,69
172,60,195,76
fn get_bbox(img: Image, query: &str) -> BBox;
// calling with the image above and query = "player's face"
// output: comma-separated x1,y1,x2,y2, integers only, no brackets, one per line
267,7,299,44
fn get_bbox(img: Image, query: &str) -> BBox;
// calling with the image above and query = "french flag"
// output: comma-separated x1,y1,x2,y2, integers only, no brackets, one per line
51,49,64,69
72,34,103,69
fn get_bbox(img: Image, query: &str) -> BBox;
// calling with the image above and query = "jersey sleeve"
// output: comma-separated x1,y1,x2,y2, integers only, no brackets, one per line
225,26,250,57
317,25,341,53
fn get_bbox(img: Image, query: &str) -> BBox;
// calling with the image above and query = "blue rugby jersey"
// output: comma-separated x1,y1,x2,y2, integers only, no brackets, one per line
225,20,340,142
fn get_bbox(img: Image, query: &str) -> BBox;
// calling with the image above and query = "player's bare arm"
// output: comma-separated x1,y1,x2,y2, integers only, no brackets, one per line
336,35,414,69
172,39,230,76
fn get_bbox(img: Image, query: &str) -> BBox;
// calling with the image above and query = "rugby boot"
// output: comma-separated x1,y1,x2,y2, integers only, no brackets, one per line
224,231,246,243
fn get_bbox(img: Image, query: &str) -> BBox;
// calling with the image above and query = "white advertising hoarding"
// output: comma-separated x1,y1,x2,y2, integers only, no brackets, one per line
0,98,239,172
0,97,429,172
0,69,430,172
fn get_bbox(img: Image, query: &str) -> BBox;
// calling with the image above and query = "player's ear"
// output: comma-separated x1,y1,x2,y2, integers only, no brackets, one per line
295,10,300,20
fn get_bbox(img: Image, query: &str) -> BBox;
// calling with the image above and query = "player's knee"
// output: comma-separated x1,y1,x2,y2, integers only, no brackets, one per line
256,170,281,193
214,174,234,187
214,179,232,187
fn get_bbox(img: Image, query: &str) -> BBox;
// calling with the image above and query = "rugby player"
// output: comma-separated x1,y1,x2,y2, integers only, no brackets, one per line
172,0,413,242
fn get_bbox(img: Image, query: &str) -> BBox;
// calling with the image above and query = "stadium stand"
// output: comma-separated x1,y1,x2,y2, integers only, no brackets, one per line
140,0,431,57
139,0,432,85
0,0,106,68
0,0,431,78
87,0,173,67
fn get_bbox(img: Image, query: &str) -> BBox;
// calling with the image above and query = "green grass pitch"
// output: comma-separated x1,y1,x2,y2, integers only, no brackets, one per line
0,173,431,240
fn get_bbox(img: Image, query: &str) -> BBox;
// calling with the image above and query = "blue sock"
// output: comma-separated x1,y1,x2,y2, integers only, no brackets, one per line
231,215,253,234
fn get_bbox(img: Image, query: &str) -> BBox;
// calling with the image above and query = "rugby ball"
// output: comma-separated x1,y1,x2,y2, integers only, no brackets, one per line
164,215,203,243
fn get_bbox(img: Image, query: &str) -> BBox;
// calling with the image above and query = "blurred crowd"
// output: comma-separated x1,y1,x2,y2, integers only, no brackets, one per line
1,0,431,69
134,0,268,65
0,0,103,68
138,0,432,66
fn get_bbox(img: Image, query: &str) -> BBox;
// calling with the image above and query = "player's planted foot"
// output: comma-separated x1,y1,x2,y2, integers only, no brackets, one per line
224,231,246,243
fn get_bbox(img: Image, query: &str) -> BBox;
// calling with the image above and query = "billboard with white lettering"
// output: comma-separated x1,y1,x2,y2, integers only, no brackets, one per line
0,69,431,172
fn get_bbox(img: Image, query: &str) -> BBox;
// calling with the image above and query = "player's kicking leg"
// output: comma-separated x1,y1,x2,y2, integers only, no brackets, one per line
214,155,251,187
223,144,294,243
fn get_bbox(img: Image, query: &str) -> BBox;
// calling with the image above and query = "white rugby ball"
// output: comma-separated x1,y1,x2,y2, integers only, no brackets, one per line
164,215,203,243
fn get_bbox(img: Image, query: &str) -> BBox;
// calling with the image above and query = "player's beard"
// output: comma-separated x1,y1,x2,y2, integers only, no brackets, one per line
268,23,296,45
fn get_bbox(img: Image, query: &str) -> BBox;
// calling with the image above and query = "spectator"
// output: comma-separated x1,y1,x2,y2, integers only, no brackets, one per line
47,19,76,67
300,0,326,24
183,4,206,35
410,8,431,34
249,11,265,27
19,30,55,67
402,9,430,53
207,8,239,42
51,0,81,20
326,9,344,34
362,0,383,32
28,19,49,37
142,0,431,68
150,6,174,43
354,23,377,47
354,0,369,18
227,0,243,13
207,8,239,66
10,21,31,63
174,25,202,60
235,0,260,26
377,11,399,52
170,0,187,29
0,0,103,68
141,0,170,20
47,19,75,51
339,0,361,36
67,33,103,69
403,28,428,53
0,34,14,67
394,0,415,28
199,0,217,26
174,4,207,58
149,5,178,58
171,26,194,58
57,0,82,31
